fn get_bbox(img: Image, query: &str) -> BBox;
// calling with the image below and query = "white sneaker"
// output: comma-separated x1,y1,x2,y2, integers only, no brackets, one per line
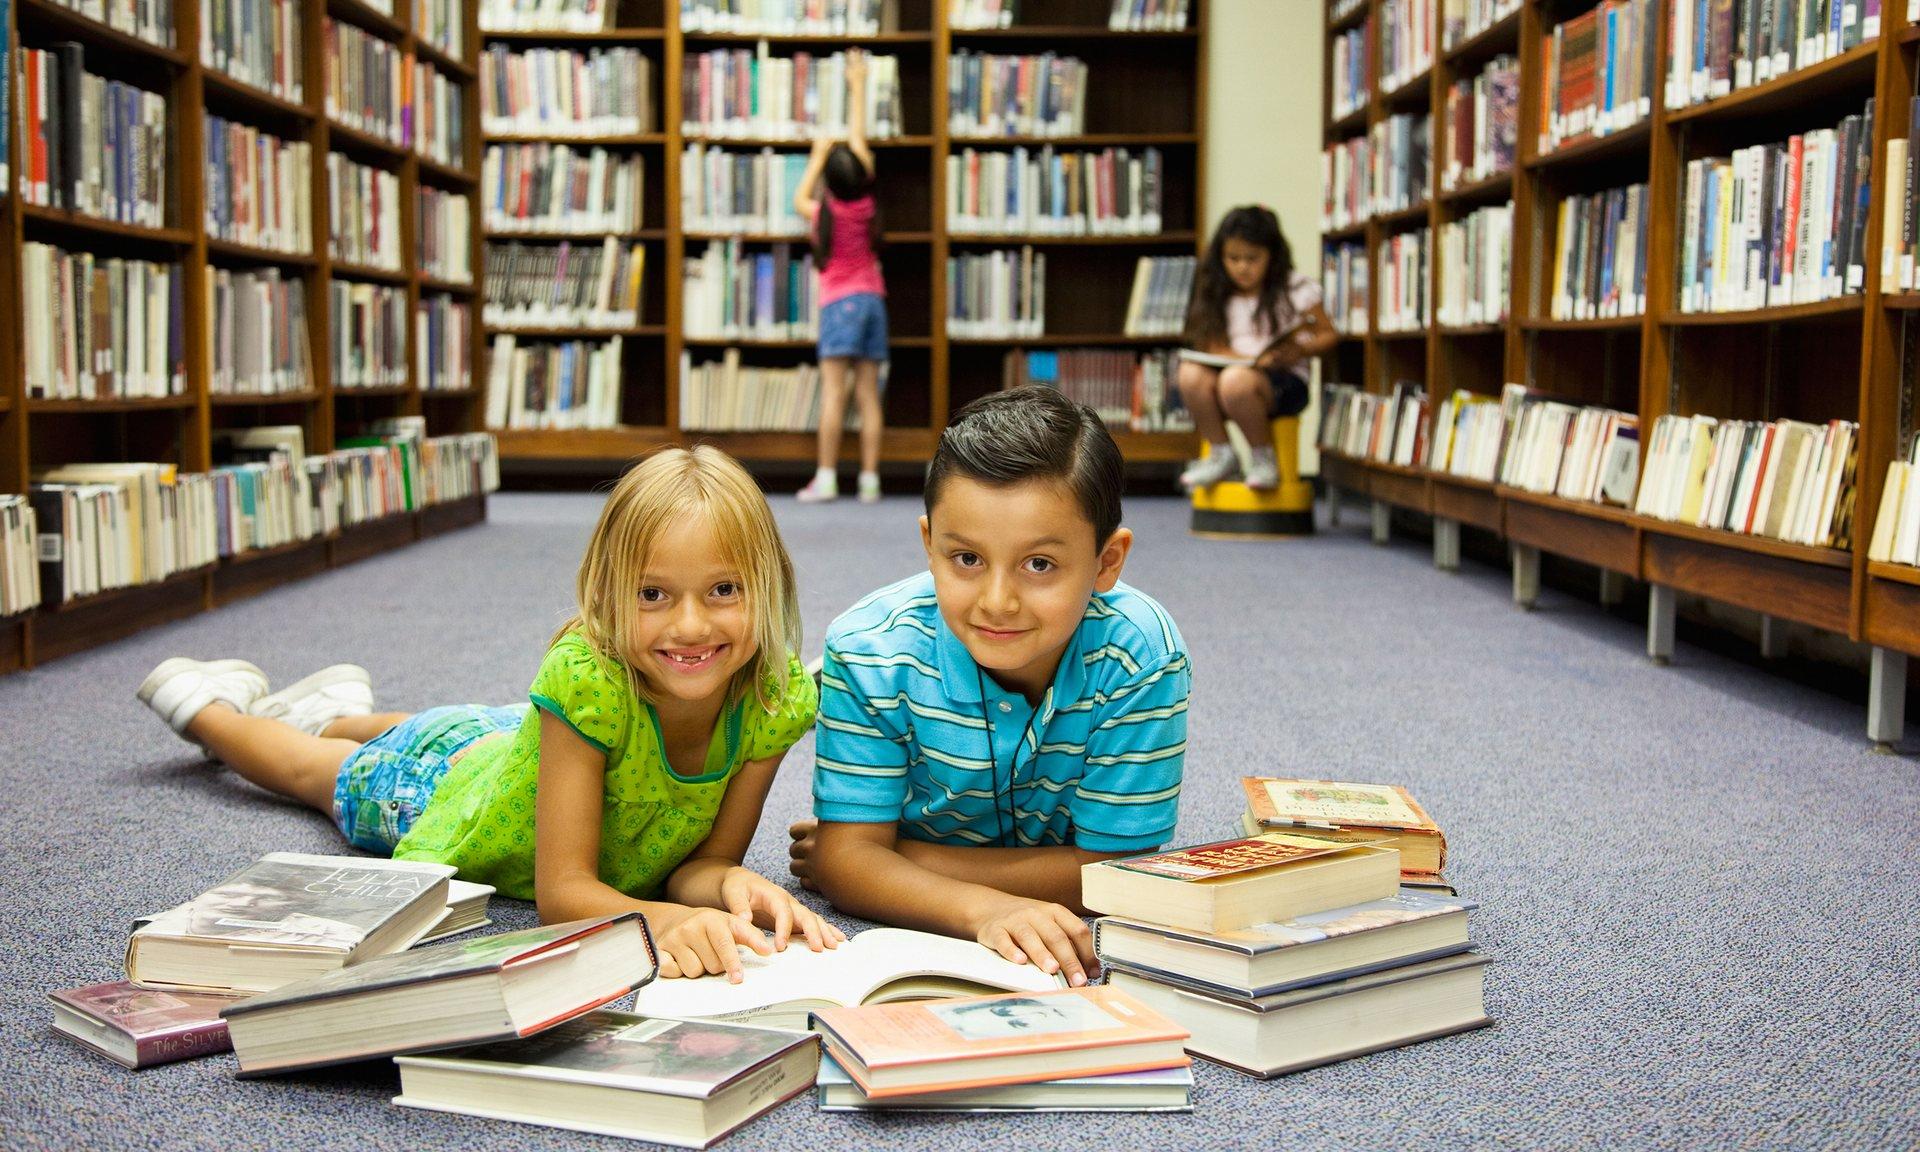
249,664,374,736
857,472,882,504
137,657,270,744
796,475,839,503
1179,449,1241,489
1243,449,1280,491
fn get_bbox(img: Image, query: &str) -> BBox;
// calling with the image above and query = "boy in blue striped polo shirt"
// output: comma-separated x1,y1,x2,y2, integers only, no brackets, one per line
788,387,1190,987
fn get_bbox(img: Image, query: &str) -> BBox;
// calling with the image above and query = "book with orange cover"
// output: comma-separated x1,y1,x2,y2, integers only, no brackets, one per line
1240,777,1447,877
809,986,1189,1099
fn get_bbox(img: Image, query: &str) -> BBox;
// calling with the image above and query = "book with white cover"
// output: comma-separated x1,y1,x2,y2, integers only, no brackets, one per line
630,926,1065,1032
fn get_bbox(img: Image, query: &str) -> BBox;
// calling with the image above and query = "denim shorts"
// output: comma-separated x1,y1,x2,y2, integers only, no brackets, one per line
1265,367,1310,418
331,704,524,853
818,292,888,361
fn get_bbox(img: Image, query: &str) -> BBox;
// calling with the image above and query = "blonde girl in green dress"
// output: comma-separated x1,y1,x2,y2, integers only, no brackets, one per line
136,446,841,981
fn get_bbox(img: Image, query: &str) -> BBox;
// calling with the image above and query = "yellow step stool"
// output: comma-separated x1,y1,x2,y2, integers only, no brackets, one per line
1189,417,1316,537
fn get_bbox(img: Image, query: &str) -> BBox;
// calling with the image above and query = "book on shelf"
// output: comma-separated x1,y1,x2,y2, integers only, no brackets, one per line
1330,20,1373,121
629,925,1062,1033
1441,54,1518,191
126,853,455,994
1869,440,1920,565
0,496,41,617
1442,0,1520,49
1107,0,1189,30
485,333,625,430
41,0,175,48
1667,0,1878,110
1241,777,1448,878
816,1054,1193,1113
948,51,1088,138
1538,0,1656,155
49,981,239,1069
810,986,1190,1100
203,0,304,102
223,913,658,1076
1322,241,1368,335
1497,394,1640,506
1081,833,1402,933
1005,348,1192,434
330,280,408,390
683,46,903,140
394,1011,819,1149
324,17,406,147
483,143,646,234
29,466,223,601
1378,0,1434,94
485,239,645,329
684,239,817,340
949,0,1014,29
416,0,464,63
1680,100,1873,312
209,453,326,557
680,353,823,432
1875,98,1920,291
1635,414,1858,548
1095,888,1475,1000
1369,111,1430,218
207,267,312,397
19,45,169,228
683,0,899,35
1437,202,1511,327
205,116,313,255
1318,381,1428,466
1107,950,1492,1078
1322,135,1370,231
417,187,474,284
681,144,810,236
419,432,502,504
1121,254,1194,337
413,63,465,168
1425,388,1508,480
948,145,1164,236
1549,183,1650,320
482,45,655,139
417,294,474,393
479,0,614,32
327,153,402,271
1375,228,1429,333
22,245,185,400
947,246,1046,339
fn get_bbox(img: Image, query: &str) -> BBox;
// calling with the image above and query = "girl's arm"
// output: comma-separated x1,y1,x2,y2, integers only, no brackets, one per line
845,49,874,176
664,751,843,952
792,134,833,222
1258,303,1340,368
532,712,772,980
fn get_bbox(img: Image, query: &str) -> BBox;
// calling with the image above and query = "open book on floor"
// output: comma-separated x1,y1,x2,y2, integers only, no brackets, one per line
49,981,239,1069
126,853,455,994
394,1011,818,1150
628,926,1064,1033
815,1055,1193,1113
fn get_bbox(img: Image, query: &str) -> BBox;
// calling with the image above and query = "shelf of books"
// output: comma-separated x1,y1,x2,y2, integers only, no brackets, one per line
1317,0,1920,741
0,0,496,674
477,0,1205,472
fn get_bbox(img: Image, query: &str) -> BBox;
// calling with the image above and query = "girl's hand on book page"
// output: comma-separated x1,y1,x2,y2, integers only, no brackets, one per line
720,866,847,953
974,898,1097,988
655,907,773,983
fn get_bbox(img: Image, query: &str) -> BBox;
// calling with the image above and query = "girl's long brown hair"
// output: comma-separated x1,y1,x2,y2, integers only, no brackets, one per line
1182,205,1295,351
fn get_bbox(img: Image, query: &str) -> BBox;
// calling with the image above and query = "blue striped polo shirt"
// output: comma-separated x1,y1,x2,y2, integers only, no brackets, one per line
812,571,1190,852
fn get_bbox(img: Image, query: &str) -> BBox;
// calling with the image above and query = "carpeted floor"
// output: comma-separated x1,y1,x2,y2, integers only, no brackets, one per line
2,492,1915,1151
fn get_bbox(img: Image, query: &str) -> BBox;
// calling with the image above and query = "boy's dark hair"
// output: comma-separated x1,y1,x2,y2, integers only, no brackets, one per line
813,145,883,267
924,387,1124,547
1183,204,1295,351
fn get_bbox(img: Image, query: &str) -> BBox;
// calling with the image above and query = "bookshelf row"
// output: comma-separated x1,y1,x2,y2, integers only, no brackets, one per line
0,0,493,673
471,0,1209,470
1317,0,1920,742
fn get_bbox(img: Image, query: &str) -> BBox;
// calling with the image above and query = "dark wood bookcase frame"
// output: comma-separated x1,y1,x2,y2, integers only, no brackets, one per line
1317,0,1920,744
0,0,488,674
483,0,1207,473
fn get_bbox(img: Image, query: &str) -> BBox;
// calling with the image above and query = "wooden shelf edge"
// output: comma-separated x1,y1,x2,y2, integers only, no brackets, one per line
20,203,191,245
1638,516,1854,568
210,390,322,405
1519,314,1644,333
28,395,195,412
1661,295,1862,327
16,0,189,66
412,38,476,80
1525,119,1651,171
1442,9,1521,64
1868,560,1920,587
1665,40,1879,126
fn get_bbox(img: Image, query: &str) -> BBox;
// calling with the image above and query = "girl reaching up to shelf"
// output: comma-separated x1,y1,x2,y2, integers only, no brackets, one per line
135,447,841,982
1177,205,1339,491
794,48,888,504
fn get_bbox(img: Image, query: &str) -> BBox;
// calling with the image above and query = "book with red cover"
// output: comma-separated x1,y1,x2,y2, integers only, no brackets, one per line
810,986,1189,1099
49,981,238,1069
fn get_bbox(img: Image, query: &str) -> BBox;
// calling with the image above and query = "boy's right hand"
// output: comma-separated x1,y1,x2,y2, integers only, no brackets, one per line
654,906,773,983
973,896,1096,988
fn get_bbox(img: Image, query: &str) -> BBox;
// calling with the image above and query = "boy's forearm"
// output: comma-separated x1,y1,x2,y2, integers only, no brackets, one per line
814,839,1013,939
892,839,1104,913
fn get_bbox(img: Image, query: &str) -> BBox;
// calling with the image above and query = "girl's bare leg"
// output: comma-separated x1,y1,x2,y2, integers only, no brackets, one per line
186,704,381,814
816,357,854,470
1177,361,1229,444
321,713,411,742
1218,365,1277,449
853,359,884,475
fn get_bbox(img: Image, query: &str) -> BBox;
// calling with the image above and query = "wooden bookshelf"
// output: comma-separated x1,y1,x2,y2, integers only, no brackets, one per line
0,0,489,675
482,0,1206,472
1316,0,1920,743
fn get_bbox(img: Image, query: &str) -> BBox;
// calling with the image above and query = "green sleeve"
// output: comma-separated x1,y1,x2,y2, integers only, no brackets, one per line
528,632,633,755
741,652,819,762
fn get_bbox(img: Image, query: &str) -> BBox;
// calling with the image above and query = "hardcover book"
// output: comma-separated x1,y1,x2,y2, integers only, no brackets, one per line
418,878,495,945
395,1011,817,1149
125,852,455,993
815,1054,1193,1113
48,981,239,1068
1240,777,1448,876
1082,837,1401,934
811,986,1189,1099
222,913,657,1076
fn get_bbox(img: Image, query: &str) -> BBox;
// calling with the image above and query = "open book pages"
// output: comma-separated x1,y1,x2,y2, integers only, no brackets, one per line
629,927,1065,1032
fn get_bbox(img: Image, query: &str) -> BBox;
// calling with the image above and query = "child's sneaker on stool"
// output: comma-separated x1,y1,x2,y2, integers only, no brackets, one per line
857,471,882,504
137,658,270,747
1179,447,1240,489
1243,447,1281,490
249,665,374,736
796,469,839,503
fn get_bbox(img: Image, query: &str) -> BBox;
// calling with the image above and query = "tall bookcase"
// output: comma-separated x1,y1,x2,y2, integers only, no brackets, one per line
1317,0,1920,743
0,0,488,675
484,0,1206,473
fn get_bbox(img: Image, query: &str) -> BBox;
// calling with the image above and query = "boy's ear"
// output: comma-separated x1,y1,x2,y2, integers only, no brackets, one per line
1093,527,1134,593
919,514,934,559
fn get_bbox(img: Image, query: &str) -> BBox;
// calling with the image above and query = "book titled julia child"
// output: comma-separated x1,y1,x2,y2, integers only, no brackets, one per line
810,986,1190,1099
1080,833,1401,933
49,981,238,1069
1241,777,1448,877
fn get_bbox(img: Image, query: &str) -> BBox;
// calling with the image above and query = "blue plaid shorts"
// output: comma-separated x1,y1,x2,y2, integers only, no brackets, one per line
331,705,525,853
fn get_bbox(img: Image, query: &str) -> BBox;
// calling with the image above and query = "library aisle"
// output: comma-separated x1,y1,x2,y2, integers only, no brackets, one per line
1,493,1912,1150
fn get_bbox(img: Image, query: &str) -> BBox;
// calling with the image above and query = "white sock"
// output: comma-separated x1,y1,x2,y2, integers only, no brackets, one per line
1248,445,1276,462
812,467,836,488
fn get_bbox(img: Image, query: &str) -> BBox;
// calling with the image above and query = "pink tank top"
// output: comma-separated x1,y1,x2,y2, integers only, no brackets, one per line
816,195,886,305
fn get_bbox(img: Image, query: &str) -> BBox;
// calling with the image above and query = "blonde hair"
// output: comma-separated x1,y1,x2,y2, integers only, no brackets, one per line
553,446,801,713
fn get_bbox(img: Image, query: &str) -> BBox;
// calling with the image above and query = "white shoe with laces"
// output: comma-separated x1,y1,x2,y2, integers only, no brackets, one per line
249,665,375,737
137,657,270,747
1243,447,1281,490
796,474,839,503
1179,448,1241,489
857,471,882,504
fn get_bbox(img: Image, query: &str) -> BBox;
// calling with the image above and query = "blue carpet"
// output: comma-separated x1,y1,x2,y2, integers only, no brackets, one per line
1,492,1914,1151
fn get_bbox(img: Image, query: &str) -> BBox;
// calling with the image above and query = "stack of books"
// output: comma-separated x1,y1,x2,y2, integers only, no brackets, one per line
1537,0,1657,155
1549,182,1650,321
1498,394,1640,506
481,45,655,137
1636,414,1858,548
1085,788,1492,1078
